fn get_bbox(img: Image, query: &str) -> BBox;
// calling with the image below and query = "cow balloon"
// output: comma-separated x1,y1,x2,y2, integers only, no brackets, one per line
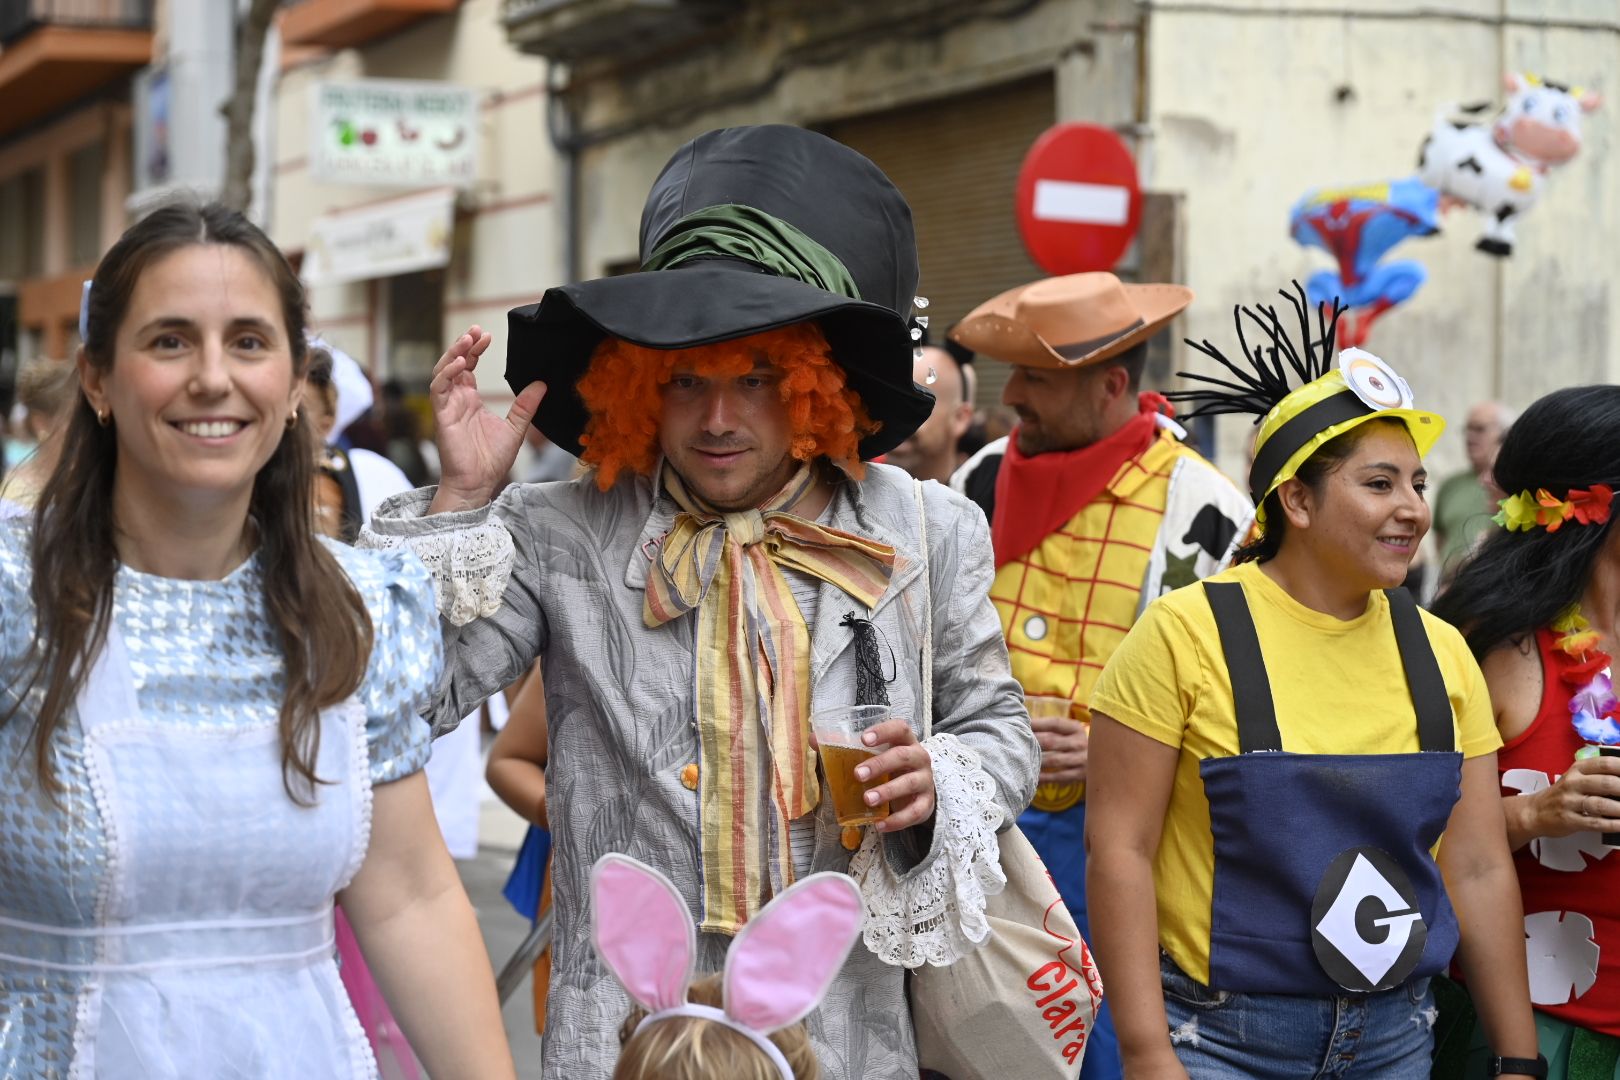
1418,72,1601,256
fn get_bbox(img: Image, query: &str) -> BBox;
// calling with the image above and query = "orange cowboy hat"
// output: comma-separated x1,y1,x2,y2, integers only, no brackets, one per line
950,272,1193,369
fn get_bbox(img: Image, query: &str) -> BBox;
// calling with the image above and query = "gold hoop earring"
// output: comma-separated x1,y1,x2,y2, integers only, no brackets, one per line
96,409,110,427
286,412,299,430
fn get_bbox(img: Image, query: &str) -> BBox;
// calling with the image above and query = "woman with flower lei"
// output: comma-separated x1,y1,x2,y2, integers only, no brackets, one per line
1434,386,1620,1079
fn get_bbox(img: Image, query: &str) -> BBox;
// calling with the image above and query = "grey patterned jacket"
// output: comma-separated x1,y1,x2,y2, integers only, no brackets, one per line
364,461,1039,1079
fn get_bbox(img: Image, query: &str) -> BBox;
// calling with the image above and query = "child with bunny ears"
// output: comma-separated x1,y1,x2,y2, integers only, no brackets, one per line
592,854,864,1080
616,975,820,1080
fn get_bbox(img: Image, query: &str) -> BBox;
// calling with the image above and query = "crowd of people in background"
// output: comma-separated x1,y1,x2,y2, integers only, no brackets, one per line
3,123,1616,1080
0,350,1527,587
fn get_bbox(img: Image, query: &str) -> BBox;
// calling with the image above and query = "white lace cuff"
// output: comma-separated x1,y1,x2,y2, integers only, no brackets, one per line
847,731,1007,968
358,519,515,627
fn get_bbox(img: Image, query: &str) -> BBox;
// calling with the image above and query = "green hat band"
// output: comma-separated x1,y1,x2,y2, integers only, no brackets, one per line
641,203,862,302
1247,388,1373,504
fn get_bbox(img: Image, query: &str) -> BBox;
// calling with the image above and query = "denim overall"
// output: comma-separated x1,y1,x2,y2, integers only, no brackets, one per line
1198,582,1463,997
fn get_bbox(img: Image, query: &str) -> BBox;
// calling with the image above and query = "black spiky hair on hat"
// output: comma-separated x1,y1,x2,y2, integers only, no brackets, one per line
1165,282,1346,423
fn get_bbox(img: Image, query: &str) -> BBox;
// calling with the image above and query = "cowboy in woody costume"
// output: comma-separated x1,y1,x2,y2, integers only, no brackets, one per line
362,124,1039,1079
950,273,1254,1079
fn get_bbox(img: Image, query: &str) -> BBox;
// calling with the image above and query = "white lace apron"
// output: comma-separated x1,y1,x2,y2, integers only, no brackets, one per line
0,626,379,1079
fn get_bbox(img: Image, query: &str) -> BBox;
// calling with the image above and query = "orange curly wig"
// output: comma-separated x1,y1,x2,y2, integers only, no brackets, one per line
576,322,878,490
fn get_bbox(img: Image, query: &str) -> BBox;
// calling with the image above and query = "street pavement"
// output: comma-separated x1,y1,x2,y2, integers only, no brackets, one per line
459,770,546,1080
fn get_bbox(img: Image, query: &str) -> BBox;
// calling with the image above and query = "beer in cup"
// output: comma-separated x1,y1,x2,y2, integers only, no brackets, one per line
1026,693,1089,809
812,704,892,827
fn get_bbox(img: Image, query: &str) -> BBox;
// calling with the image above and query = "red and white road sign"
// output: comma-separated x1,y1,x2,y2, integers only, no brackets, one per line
1015,123,1142,275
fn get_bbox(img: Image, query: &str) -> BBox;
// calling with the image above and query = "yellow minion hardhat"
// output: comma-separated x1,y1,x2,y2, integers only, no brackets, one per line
1165,286,1445,525
1248,347,1444,521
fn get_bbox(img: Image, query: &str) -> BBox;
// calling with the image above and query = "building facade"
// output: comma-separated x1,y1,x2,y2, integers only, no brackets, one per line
0,0,154,383
269,0,562,406
0,0,562,418
4,0,1614,482
504,0,1620,479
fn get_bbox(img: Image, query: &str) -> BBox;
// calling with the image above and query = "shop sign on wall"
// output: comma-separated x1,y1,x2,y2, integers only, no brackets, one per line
310,79,478,188
303,187,456,286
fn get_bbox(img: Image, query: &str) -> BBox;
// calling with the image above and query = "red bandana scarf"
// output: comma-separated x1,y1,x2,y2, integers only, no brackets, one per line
991,393,1170,568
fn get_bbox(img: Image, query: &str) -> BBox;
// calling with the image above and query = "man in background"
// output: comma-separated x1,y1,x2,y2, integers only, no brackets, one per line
1434,400,1515,580
951,272,1254,1080
885,337,974,483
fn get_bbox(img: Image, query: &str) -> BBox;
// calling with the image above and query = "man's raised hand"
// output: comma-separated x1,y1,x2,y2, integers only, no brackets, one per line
427,325,547,514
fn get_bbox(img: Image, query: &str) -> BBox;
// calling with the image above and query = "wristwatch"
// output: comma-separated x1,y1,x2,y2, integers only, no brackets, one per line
1486,1054,1548,1078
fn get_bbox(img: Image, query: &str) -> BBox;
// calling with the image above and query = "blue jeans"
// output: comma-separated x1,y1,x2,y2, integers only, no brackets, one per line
1160,951,1436,1079
1020,800,1120,1079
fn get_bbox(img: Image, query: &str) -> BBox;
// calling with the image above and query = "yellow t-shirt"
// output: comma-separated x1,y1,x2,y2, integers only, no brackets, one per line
1089,559,1501,984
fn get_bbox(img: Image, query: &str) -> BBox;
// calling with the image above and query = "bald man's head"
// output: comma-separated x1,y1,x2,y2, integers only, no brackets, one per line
1464,401,1515,474
886,346,973,483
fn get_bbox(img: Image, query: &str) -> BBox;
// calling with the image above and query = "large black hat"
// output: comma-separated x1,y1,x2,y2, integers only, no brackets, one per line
505,124,935,459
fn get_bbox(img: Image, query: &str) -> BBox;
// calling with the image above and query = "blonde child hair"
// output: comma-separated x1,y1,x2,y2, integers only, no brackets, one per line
613,973,820,1080
590,855,862,1080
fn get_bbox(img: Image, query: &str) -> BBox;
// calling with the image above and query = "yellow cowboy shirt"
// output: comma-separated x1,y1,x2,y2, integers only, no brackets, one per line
990,431,1249,809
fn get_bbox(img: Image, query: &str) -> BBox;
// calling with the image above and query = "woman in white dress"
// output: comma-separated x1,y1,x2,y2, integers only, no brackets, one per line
0,202,514,1079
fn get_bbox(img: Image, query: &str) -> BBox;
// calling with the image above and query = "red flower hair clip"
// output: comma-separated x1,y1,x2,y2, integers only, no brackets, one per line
1496,483,1613,532
1566,484,1614,527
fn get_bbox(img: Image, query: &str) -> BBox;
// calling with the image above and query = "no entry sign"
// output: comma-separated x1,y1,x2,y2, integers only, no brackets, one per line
1016,122,1142,274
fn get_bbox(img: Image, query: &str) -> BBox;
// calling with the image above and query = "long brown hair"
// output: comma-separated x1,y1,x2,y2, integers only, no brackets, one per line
12,202,374,802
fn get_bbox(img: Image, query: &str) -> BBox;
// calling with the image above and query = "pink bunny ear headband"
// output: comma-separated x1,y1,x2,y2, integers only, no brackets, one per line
590,853,865,1080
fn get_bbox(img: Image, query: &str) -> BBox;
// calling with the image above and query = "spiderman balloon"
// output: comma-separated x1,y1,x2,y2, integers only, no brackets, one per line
1288,178,1440,347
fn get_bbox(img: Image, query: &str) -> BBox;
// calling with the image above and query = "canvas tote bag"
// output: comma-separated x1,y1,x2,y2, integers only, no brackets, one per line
908,481,1103,1080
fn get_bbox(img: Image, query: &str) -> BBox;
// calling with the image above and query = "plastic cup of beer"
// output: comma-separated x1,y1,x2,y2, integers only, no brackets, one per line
812,704,892,827
1024,694,1073,722
1025,694,1088,805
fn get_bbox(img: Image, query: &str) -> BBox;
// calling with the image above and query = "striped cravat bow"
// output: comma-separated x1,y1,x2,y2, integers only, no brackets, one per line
645,464,894,934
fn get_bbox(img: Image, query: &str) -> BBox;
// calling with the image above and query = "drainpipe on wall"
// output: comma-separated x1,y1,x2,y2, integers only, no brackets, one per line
545,62,583,284
1135,3,1150,134
1490,0,1507,401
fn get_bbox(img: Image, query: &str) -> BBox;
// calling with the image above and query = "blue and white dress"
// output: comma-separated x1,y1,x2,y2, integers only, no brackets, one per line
0,521,442,1078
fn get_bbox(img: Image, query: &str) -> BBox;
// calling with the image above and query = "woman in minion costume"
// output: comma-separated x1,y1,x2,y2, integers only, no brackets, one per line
1084,286,1541,1079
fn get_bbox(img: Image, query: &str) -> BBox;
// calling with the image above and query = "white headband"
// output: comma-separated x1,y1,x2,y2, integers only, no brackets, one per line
635,1003,794,1080
590,856,863,1080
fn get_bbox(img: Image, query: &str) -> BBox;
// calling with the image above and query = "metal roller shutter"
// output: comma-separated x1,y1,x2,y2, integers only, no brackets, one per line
821,74,1055,411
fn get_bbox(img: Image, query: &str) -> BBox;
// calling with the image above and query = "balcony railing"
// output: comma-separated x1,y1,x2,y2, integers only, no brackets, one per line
0,0,154,46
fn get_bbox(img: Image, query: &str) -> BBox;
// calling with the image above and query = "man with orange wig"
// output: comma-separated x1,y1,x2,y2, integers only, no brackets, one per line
363,125,1040,1079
